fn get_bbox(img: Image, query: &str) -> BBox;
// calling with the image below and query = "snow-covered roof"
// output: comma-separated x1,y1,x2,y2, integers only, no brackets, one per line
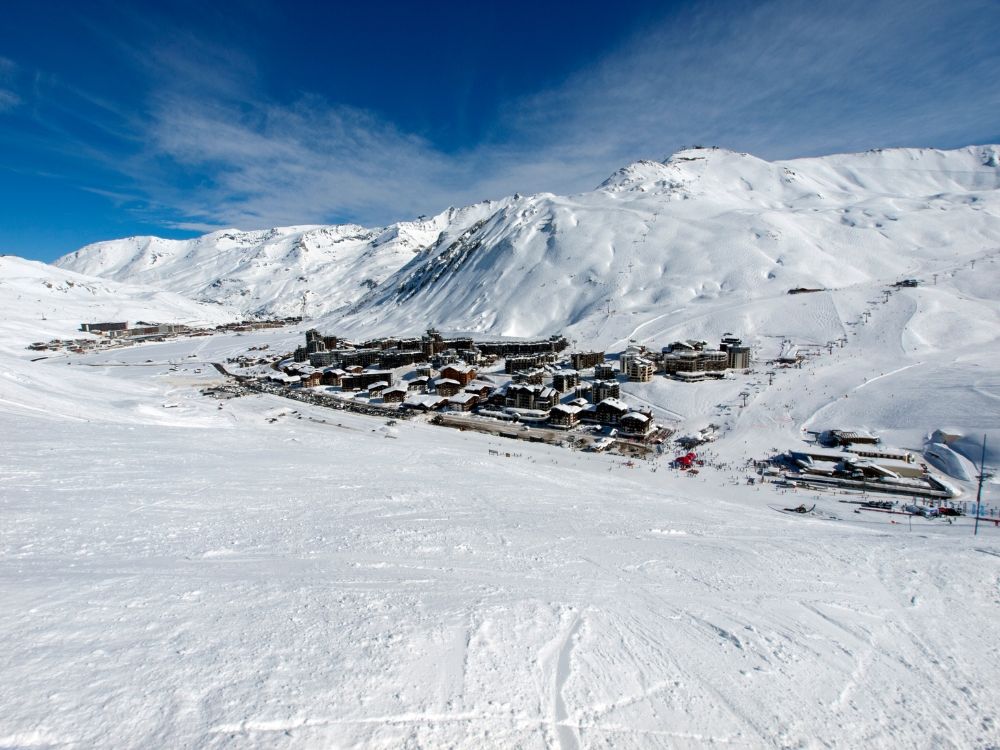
435,378,461,386
403,394,448,409
551,404,582,415
448,393,478,405
622,411,650,423
598,397,629,411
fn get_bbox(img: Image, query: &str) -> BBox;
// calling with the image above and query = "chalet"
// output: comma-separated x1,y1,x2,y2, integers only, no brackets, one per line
321,368,347,386
402,394,449,411
549,404,582,428
619,411,654,439
302,371,323,388
440,364,477,386
487,385,510,408
594,397,630,426
366,381,389,398
407,376,430,391
381,386,408,403
447,393,479,412
464,380,494,399
434,378,463,397
267,372,301,386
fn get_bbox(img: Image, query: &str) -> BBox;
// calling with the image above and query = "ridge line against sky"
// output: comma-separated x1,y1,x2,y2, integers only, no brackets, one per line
1,0,999,261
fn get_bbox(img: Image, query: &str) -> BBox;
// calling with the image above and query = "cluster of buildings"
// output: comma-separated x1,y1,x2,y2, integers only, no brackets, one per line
618,335,753,383
260,327,761,444
29,321,195,353
28,317,301,354
295,328,569,371
269,329,663,442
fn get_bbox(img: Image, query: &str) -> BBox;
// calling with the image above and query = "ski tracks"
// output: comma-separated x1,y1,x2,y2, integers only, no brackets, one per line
541,608,584,750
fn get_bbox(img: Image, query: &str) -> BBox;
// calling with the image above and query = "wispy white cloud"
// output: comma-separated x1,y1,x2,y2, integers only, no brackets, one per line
0,56,21,112
508,0,1000,162
0,90,19,112
10,0,1000,233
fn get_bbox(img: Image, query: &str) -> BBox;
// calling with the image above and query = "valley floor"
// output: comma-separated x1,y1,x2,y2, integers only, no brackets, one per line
2,330,999,748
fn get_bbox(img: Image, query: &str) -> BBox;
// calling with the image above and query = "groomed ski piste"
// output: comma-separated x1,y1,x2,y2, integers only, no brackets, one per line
3,300,998,749
3,145,1000,748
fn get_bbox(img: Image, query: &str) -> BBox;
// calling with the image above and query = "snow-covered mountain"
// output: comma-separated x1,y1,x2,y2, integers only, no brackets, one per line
56,201,512,320
6,146,1000,748
56,145,1000,348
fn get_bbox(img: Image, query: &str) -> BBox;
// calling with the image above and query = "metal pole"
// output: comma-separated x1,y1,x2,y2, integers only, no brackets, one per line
975,434,987,536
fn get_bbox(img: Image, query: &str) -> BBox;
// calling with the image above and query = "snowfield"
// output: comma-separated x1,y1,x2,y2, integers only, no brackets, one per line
0,329,997,749
2,144,1000,748
3,375,999,749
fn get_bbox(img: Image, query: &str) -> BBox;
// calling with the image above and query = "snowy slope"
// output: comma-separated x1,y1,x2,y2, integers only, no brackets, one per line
55,145,1000,348
56,201,511,319
338,145,1000,345
1,345,999,748
0,255,238,354
2,255,1000,746
0,255,248,424
45,144,1000,460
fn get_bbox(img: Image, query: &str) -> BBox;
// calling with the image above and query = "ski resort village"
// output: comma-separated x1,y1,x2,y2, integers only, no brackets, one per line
3,142,1000,748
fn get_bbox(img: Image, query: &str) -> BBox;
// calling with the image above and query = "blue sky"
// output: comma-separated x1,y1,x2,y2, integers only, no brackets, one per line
1,0,998,262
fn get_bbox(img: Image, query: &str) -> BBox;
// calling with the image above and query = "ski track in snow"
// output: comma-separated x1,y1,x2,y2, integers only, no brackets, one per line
1,330,999,748
3,145,1000,748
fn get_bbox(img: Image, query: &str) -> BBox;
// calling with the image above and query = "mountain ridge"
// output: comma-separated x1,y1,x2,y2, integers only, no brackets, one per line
53,145,1000,346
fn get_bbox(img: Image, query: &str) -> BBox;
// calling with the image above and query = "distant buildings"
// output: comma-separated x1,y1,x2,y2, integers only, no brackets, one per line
298,328,567,372
570,351,605,370
262,326,672,447
660,335,752,379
